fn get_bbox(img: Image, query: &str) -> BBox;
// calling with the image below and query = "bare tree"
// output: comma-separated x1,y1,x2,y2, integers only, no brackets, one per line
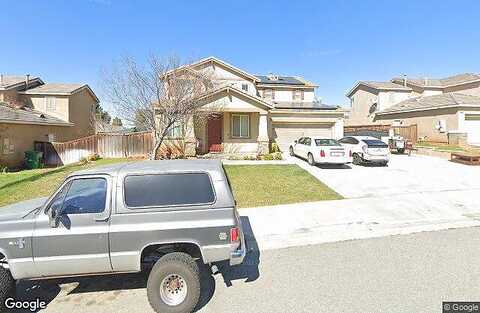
103,55,218,159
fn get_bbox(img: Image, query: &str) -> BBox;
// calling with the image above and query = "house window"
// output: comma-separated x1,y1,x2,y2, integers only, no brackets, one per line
45,97,56,111
166,120,184,138
231,114,250,138
1,137,14,154
241,83,249,92
293,90,304,101
263,89,275,100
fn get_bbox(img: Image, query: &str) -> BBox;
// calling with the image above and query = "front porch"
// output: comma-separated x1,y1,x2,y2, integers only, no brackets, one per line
194,111,270,156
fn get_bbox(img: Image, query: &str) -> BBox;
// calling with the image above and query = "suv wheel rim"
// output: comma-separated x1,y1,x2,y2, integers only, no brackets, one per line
308,154,313,165
160,274,188,306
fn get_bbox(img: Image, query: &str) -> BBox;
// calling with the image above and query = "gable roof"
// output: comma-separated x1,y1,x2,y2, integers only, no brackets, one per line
0,103,73,126
187,56,260,82
197,85,273,110
21,83,99,102
0,75,44,90
376,93,480,115
391,73,480,89
346,81,411,97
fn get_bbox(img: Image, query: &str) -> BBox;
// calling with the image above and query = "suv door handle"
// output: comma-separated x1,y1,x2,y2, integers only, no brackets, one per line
95,216,110,222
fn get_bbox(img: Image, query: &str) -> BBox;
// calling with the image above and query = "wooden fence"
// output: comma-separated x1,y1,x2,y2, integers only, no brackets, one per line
36,132,154,166
392,124,418,143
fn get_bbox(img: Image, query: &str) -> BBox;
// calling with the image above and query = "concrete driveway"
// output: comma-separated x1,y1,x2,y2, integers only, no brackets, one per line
290,153,480,199
238,153,480,250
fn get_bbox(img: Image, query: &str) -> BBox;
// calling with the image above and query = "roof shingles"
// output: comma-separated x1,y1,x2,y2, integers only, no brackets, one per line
377,93,480,114
0,104,72,125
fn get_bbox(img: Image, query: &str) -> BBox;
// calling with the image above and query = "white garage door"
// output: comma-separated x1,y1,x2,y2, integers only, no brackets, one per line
273,123,333,151
465,114,480,145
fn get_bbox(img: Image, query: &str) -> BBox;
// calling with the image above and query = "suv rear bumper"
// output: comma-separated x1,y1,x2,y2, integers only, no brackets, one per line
230,240,246,266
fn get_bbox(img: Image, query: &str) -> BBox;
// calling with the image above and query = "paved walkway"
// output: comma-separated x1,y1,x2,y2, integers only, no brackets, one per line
239,153,480,250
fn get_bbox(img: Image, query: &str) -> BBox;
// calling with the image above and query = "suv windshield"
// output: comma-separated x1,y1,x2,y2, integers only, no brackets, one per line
363,139,388,148
315,139,341,146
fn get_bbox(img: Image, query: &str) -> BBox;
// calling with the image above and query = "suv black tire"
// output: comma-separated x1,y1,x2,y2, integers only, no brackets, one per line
352,153,362,165
0,267,14,312
289,146,294,156
147,252,200,313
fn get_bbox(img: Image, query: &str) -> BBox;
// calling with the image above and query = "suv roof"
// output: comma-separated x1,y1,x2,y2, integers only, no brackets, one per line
70,159,224,177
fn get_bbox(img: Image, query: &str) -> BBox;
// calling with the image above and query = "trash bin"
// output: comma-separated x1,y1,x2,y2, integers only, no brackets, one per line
25,150,43,169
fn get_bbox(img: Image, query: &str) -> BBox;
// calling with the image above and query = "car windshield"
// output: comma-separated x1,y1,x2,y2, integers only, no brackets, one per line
363,139,388,148
315,139,341,146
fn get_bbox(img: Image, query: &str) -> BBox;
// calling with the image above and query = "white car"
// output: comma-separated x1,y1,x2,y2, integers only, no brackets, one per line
338,136,390,166
289,137,352,166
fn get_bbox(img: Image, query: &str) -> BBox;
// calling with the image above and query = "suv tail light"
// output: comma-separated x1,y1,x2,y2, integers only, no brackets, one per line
230,227,240,243
349,150,352,157
320,150,326,157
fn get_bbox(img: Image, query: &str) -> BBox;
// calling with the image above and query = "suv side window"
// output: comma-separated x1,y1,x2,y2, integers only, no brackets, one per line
62,178,108,215
47,181,71,214
304,137,311,146
297,137,304,144
124,173,215,208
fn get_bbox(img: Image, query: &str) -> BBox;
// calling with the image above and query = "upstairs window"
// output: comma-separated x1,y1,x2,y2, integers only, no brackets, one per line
45,97,56,111
166,120,184,138
241,83,249,92
263,89,275,100
292,90,304,101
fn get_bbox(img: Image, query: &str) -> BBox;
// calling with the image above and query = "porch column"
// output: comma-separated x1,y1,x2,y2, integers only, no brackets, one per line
184,115,196,157
257,113,269,155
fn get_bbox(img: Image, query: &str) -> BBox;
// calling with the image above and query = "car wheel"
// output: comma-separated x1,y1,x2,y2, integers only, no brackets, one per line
352,154,362,165
0,266,15,312
307,153,315,166
289,146,294,156
147,252,200,313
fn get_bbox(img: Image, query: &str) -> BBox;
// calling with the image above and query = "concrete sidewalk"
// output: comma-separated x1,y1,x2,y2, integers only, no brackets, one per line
240,189,480,250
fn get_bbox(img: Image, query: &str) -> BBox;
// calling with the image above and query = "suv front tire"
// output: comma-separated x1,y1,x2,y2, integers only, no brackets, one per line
147,252,200,313
0,267,14,312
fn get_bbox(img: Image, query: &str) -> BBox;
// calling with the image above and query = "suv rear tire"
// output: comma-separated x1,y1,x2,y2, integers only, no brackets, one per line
0,267,15,312
147,252,200,313
289,146,294,156
352,153,362,165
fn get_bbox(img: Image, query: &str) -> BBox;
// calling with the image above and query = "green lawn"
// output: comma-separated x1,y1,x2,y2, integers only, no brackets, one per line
0,160,342,208
0,159,131,207
415,142,468,153
224,165,342,208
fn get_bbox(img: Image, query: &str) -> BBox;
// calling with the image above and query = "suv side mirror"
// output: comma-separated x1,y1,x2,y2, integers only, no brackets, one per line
294,140,298,144
48,207,62,228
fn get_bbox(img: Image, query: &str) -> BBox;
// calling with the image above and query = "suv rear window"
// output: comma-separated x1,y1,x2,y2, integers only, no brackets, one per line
124,173,215,208
363,139,388,148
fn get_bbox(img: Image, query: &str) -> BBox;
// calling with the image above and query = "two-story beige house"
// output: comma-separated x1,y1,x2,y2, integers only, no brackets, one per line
346,73,480,145
0,75,99,167
163,57,346,155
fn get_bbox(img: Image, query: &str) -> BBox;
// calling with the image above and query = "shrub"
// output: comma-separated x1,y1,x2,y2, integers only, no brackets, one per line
79,157,88,165
273,152,283,160
263,154,274,160
87,153,101,161
270,142,281,153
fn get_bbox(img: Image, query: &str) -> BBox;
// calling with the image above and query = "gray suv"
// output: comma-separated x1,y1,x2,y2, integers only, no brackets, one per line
0,159,246,313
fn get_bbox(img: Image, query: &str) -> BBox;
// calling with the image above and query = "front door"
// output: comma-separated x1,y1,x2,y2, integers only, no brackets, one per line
33,175,112,277
207,114,223,152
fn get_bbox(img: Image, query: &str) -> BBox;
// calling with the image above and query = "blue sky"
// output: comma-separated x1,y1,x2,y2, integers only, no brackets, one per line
2,0,480,114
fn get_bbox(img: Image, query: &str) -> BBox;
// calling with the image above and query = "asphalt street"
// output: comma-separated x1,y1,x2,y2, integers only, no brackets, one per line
12,226,480,313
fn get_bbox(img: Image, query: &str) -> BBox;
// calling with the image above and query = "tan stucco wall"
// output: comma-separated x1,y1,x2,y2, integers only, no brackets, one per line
68,89,96,138
375,108,460,142
0,123,73,168
23,95,70,122
347,86,379,125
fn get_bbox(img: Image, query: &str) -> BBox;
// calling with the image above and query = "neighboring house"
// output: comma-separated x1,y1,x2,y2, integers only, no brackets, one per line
375,93,480,145
162,56,345,155
0,75,98,167
346,73,480,126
